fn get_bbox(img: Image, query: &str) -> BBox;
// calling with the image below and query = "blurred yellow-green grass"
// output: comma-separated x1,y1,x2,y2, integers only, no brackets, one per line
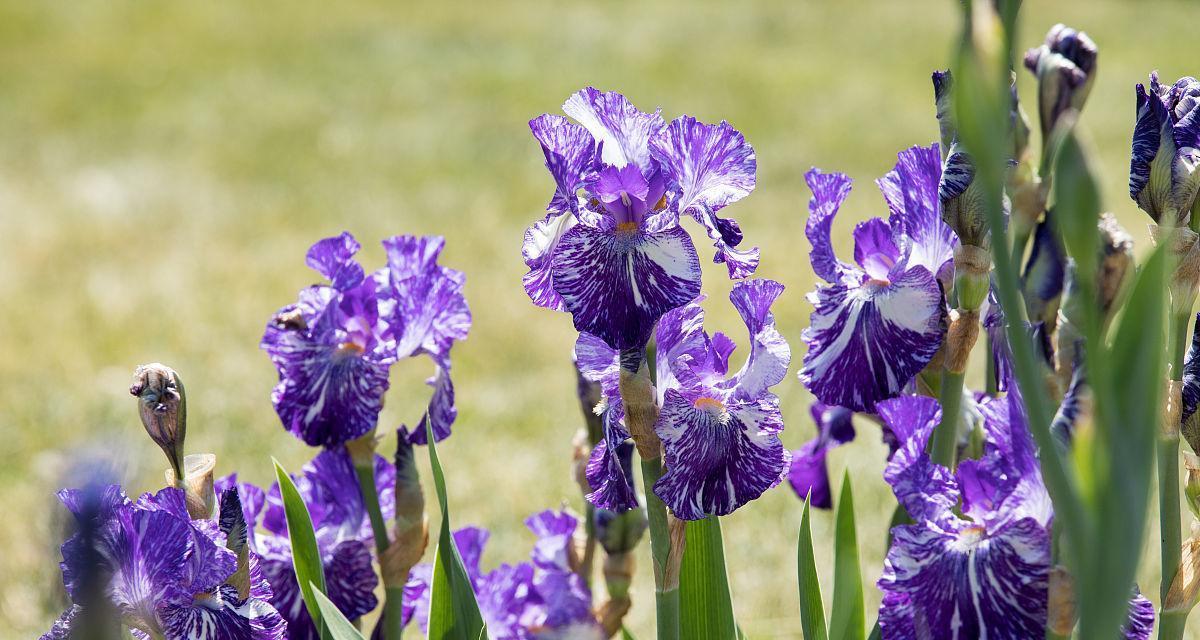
1,1,1196,636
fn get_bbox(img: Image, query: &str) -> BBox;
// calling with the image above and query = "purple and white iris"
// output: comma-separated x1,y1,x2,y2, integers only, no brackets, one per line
218,447,396,640
576,279,792,519
787,402,855,510
524,87,758,351
800,144,954,413
46,485,286,640
876,389,1153,639
262,232,470,447
402,510,601,639
1129,73,1200,223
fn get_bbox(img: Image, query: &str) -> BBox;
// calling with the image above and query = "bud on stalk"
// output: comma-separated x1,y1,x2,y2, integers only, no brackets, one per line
130,363,187,483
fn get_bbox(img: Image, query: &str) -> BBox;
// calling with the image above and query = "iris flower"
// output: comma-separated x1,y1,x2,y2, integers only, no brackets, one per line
787,402,855,509
402,511,600,639
876,390,1152,639
800,144,954,412
262,232,469,447
46,486,285,640
524,87,758,350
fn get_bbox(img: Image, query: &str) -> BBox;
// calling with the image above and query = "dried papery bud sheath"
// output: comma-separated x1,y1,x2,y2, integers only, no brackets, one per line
617,350,660,460
1150,225,1200,314
1047,565,1078,636
164,453,217,520
596,593,632,637
130,363,186,481
1166,522,1200,613
601,550,636,603
383,428,428,587
944,309,980,375
345,428,380,470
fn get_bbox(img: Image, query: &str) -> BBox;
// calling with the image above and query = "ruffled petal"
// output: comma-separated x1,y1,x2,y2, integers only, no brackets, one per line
409,364,457,444
381,235,472,364
800,267,945,412
305,232,365,291
585,406,638,512
574,331,620,403
650,116,758,276
878,517,1051,640
158,586,287,640
561,87,664,174
551,222,701,351
530,114,597,214
877,144,956,277
804,169,856,284
1123,588,1156,640
654,390,789,520
726,278,790,400
787,403,855,509
525,510,579,572
522,212,579,311
1183,312,1200,424
653,298,709,402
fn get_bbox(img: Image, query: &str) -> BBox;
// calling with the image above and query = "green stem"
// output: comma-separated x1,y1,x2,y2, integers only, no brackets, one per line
931,369,965,468
641,456,680,640
1160,311,1192,636
354,463,402,640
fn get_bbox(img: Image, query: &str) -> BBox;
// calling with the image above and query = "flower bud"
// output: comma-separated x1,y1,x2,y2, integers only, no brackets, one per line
952,245,992,311
939,147,993,249
1130,73,1200,226
1024,24,1098,138
1020,219,1065,326
932,70,957,157
1149,224,1200,314
1185,453,1200,520
1096,213,1133,318
130,363,186,481
384,428,428,587
595,507,647,556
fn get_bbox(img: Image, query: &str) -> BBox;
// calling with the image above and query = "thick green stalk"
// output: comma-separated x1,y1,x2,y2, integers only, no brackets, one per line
1160,311,1192,638
641,457,680,640
931,370,965,468
354,463,402,640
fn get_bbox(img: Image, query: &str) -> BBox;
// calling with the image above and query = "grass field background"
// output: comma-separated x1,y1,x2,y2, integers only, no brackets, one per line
2,1,1197,636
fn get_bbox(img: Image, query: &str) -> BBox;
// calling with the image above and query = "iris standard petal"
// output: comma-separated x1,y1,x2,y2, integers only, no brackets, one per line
804,168,856,284
562,87,664,174
305,232,365,291
877,144,956,278
529,114,597,214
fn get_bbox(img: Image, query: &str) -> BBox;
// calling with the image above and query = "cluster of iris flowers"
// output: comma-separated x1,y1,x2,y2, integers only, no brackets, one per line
41,3,1200,639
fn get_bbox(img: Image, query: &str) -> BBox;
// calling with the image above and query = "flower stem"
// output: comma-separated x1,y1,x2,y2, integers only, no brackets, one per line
1159,311,1192,638
354,462,402,640
641,456,680,640
931,369,965,468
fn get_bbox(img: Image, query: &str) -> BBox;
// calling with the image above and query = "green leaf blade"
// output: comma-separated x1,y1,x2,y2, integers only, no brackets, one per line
311,584,367,640
679,516,737,639
273,458,328,636
425,421,487,640
797,497,828,640
829,472,865,640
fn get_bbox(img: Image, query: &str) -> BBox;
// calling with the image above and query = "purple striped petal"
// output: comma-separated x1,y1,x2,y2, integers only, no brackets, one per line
852,218,903,282
1184,312,1200,424
409,364,457,445
650,116,759,277
158,585,287,640
522,211,579,311
381,235,471,365
1130,74,1200,221
878,517,1051,640
257,535,378,640
787,403,855,509
725,279,790,400
585,405,638,512
654,389,790,520
800,267,945,412
306,232,365,291
804,169,856,284
525,510,579,572
653,298,710,402
877,144,956,278
551,222,701,351
1123,589,1155,640
562,87,664,174
530,114,597,214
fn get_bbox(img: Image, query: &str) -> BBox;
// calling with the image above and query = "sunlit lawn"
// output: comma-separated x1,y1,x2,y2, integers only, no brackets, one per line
1,1,1196,636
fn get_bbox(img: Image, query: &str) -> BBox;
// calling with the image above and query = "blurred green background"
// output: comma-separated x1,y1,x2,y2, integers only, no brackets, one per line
2,0,1196,636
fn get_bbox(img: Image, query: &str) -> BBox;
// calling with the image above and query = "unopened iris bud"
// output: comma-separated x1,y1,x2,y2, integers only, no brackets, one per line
1097,213,1133,318
939,147,992,250
932,70,957,157
1149,224,1200,314
1021,219,1065,326
130,363,186,481
595,507,648,556
1185,453,1200,520
1129,73,1200,226
1024,24,1098,139
383,428,428,587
